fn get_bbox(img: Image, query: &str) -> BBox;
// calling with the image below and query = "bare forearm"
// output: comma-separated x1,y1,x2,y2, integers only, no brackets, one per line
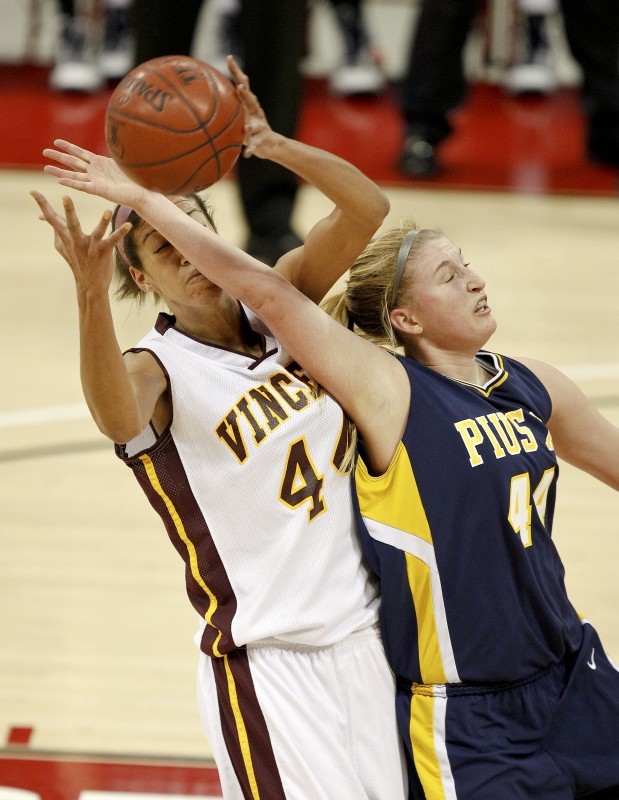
77,288,144,441
260,134,389,229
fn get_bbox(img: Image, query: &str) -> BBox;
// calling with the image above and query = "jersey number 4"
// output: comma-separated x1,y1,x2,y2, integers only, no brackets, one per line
508,468,556,547
280,438,326,521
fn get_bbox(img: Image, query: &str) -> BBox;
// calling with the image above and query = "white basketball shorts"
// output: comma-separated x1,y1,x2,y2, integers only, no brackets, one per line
195,623,408,799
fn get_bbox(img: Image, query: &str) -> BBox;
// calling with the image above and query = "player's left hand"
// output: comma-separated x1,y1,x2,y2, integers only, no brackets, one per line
227,55,281,160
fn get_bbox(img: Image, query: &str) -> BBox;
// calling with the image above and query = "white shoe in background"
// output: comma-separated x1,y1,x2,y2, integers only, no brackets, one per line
503,14,557,95
329,45,385,96
504,48,557,94
100,6,135,81
49,14,104,93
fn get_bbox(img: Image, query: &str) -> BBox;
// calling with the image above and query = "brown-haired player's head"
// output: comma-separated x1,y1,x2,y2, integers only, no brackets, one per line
110,193,217,305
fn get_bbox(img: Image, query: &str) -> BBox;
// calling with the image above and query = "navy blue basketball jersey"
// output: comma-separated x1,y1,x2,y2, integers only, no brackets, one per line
353,351,583,686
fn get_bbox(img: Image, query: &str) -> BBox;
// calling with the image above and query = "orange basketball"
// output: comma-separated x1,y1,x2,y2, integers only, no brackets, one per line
105,56,245,195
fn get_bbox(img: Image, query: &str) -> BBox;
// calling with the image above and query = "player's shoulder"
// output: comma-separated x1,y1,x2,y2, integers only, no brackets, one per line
504,355,576,422
509,355,559,385
124,348,165,380
511,355,585,403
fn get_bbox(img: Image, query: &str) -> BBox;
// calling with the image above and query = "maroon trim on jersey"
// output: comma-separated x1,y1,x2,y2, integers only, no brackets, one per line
154,310,278,363
154,312,173,335
126,434,238,656
332,416,352,472
120,346,173,446
247,347,279,370
212,650,287,800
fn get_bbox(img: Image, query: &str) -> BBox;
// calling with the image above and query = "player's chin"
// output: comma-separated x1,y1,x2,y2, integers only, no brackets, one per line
470,313,496,342
482,315,498,337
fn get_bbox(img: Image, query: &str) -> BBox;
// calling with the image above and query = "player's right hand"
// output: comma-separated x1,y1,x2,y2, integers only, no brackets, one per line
42,140,149,209
226,55,282,160
31,191,127,293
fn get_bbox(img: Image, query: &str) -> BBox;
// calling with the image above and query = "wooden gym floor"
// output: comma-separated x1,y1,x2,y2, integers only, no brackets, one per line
1,65,619,797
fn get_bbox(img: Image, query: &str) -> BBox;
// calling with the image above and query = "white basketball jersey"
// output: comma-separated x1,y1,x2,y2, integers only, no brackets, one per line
117,308,379,655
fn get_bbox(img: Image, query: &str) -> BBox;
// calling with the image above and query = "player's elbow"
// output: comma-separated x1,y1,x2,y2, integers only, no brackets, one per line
354,188,390,237
373,188,391,224
91,409,146,445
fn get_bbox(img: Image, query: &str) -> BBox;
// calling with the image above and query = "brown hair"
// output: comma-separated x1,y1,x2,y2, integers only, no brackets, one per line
110,193,217,305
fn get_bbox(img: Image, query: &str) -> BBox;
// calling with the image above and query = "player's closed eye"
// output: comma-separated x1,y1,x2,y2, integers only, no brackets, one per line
449,262,471,279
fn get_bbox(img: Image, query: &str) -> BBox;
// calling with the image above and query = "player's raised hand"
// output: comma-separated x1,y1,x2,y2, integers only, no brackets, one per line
43,140,148,208
31,191,129,293
227,55,279,160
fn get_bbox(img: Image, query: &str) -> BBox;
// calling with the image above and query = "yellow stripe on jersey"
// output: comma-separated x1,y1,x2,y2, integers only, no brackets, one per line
410,692,457,800
411,693,446,800
356,442,432,543
405,552,449,684
356,444,459,684
224,654,261,800
139,454,224,657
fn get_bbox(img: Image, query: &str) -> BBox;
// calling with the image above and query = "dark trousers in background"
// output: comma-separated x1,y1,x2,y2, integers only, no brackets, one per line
401,0,619,166
131,0,306,254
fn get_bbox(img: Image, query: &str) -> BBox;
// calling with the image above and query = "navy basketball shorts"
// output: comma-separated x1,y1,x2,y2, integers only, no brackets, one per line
398,622,619,799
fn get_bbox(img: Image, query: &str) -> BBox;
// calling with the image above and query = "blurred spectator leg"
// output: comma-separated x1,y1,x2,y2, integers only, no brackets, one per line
237,0,306,265
328,0,386,96
398,0,480,178
100,0,135,81
130,0,202,65
50,0,105,92
560,0,619,169
503,0,558,95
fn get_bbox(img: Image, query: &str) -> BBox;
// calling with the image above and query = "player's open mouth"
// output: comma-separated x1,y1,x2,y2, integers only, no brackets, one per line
475,296,490,314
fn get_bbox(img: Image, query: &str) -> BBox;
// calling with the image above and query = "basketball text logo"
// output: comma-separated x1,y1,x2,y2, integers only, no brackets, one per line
117,77,174,112
170,63,200,85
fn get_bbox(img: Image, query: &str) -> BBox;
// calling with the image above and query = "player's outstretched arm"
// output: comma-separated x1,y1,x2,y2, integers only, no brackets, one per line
519,356,619,490
123,189,411,473
42,142,409,469
31,191,164,443
229,55,390,302
44,126,387,307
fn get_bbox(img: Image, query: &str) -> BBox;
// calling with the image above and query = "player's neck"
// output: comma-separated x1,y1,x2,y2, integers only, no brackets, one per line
422,353,491,386
173,303,262,355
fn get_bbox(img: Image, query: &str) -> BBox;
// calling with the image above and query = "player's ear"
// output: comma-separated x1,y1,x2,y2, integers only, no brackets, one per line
129,266,154,293
390,307,422,336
